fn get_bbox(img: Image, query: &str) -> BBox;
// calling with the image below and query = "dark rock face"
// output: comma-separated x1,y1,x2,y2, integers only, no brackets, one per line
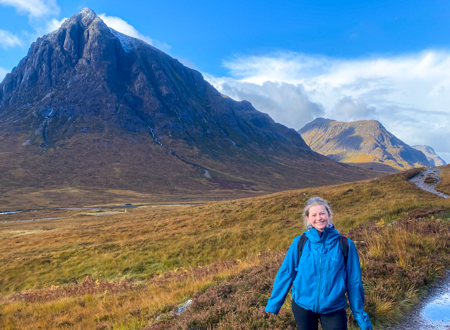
412,145,447,166
299,118,431,170
0,9,379,206
0,8,308,154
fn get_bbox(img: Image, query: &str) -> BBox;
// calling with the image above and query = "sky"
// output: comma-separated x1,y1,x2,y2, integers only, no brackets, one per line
0,0,450,163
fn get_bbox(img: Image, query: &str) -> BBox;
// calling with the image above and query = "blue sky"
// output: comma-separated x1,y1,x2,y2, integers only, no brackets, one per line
1,0,450,162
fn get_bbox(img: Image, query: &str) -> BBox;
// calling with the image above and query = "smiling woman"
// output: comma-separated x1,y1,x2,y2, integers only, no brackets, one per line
265,197,373,330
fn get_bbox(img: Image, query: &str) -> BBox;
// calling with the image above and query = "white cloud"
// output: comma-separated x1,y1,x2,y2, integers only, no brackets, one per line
0,0,59,17
330,96,376,122
207,50,450,163
176,57,198,70
206,74,324,129
0,29,22,48
0,67,9,81
99,14,171,53
44,17,67,34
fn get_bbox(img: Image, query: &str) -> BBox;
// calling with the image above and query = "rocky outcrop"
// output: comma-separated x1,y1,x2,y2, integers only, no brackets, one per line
299,118,431,170
412,146,447,166
0,9,380,206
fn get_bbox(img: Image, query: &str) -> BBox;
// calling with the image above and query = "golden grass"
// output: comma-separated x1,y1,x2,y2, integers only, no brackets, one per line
0,169,447,295
0,253,273,330
0,169,450,329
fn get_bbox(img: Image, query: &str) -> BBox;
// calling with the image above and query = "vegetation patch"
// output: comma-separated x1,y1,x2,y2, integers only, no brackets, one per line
1,169,450,329
144,215,450,330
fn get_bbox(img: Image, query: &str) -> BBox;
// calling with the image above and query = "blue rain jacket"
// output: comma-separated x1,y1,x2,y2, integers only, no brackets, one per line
265,227,372,330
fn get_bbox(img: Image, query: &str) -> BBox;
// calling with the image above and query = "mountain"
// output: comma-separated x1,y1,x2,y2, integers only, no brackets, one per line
0,9,379,209
299,118,431,171
412,145,447,166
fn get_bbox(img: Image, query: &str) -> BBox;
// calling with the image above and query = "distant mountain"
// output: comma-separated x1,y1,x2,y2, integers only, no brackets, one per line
299,118,431,171
412,146,447,166
0,9,379,208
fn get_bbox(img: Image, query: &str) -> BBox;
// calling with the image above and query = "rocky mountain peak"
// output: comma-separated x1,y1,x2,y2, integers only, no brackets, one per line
61,7,99,29
299,118,431,170
412,145,447,166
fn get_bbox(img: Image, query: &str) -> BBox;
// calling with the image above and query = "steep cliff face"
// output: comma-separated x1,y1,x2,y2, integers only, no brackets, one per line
0,8,308,155
0,9,379,208
299,118,431,170
412,146,447,166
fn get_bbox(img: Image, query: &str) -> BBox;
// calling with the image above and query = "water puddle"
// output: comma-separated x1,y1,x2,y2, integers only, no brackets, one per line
421,290,450,328
392,271,450,330
0,211,23,215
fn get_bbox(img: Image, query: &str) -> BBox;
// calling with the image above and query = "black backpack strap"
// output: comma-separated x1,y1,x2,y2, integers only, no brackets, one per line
340,236,349,269
297,233,308,266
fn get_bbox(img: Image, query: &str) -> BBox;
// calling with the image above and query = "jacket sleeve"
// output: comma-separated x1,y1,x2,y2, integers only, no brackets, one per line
265,236,300,314
346,239,373,330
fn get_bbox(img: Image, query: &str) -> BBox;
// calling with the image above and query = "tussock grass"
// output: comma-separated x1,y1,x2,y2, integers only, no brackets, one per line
1,169,450,329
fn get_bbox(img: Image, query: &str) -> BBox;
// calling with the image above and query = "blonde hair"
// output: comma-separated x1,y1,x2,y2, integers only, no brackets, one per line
302,197,333,228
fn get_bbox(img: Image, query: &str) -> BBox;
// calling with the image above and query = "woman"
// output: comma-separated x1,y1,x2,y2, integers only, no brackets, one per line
265,197,372,330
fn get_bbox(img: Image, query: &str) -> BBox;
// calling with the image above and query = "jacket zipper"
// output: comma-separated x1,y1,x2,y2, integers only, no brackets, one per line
316,244,324,312
327,260,330,293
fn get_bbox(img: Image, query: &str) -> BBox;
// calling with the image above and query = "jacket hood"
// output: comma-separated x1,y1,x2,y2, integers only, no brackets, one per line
304,226,341,243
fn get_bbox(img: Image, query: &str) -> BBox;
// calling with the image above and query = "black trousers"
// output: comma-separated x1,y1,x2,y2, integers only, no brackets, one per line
292,300,347,330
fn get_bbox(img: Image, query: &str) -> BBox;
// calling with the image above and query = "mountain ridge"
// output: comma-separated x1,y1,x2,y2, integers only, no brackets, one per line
0,9,380,208
299,117,431,171
412,145,446,166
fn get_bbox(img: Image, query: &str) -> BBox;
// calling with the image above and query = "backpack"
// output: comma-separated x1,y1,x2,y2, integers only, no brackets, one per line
297,233,349,268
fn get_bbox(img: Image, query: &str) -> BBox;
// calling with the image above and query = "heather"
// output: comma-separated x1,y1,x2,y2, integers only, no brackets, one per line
1,169,450,329
144,214,450,330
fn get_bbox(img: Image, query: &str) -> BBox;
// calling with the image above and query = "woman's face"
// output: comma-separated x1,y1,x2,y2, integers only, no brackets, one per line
306,204,329,232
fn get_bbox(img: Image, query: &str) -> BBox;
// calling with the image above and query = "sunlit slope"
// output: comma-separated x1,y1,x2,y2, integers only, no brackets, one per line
299,118,431,170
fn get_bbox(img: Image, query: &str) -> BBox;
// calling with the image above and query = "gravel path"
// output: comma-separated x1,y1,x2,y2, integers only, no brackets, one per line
409,166,450,199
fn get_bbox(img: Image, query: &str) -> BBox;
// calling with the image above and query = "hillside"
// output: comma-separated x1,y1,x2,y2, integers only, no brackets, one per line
412,145,447,166
299,118,431,171
436,164,450,195
0,9,380,210
1,169,450,329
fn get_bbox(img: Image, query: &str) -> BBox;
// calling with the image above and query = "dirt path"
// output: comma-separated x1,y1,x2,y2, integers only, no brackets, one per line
390,167,450,329
409,166,450,199
389,271,450,329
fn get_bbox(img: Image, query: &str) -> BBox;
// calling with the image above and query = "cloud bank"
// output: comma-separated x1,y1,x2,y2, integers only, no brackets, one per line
205,51,450,162
0,0,59,17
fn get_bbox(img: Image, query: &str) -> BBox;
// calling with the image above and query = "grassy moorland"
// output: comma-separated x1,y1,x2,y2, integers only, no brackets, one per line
436,164,450,195
1,168,450,329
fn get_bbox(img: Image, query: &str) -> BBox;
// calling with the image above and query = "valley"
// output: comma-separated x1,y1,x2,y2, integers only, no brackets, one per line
0,7,449,330
0,166,449,329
